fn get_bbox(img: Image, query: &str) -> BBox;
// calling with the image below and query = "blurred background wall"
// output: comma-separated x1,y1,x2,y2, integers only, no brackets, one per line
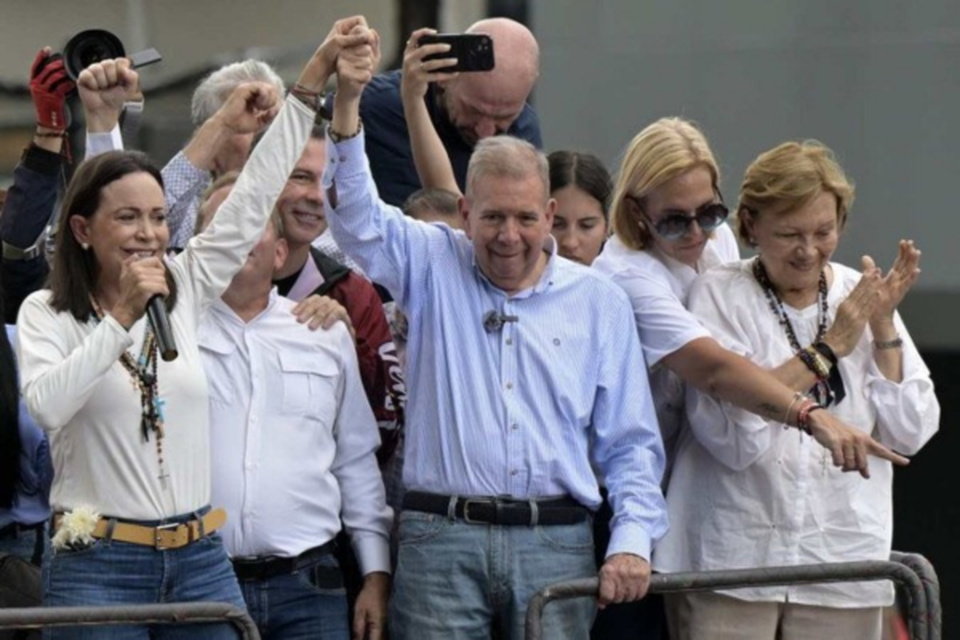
1,0,956,624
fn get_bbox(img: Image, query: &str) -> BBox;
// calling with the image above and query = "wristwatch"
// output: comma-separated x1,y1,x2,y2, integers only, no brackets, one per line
3,240,43,261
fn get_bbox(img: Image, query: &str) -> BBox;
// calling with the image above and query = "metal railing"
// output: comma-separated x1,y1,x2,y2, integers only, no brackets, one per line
526,559,937,640
0,602,260,639
891,551,942,640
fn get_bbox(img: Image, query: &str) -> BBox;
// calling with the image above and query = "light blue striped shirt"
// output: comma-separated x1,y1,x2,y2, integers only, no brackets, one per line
323,133,667,559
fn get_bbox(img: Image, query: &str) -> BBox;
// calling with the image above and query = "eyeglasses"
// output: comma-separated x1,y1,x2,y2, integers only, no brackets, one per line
628,195,729,241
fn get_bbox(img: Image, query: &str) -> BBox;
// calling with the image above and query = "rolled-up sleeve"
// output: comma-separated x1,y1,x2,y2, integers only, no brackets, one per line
866,314,940,455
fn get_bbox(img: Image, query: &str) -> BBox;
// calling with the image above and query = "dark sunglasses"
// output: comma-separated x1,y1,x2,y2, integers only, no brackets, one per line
628,195,729,241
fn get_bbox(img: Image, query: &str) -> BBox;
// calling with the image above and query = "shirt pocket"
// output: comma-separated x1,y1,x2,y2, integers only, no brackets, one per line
198,327,238,406
277,352,340,426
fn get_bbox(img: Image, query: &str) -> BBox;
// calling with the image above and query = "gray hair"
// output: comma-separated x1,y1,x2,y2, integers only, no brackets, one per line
191,60,285,125
465,136,549,201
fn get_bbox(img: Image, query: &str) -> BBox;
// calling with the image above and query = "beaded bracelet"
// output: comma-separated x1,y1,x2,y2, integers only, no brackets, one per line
328,120,363,143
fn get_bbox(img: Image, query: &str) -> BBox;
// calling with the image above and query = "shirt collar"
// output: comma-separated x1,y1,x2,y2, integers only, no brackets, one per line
213,287,282,325
466,234,558,299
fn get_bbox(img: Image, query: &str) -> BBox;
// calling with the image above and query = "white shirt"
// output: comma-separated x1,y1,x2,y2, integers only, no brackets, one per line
654,260,940,608
202,292,391,575
16,98,315,520
592,225,740,454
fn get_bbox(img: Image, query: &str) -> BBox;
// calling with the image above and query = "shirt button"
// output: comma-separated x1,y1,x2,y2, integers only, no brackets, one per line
511,423,519,431
506,382,513,390
506,338,513,346
511,469,519,476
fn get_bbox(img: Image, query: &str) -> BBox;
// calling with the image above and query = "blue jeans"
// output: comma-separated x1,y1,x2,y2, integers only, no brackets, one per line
238,550,348,640
389,510,597,640
43,509,245,639
0,522,47,566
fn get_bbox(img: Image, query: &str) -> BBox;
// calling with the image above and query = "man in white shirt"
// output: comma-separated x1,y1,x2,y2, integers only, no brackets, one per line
197,178,392,640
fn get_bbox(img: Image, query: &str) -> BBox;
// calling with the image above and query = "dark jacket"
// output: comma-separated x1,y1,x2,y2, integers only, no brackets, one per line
1,146,63,324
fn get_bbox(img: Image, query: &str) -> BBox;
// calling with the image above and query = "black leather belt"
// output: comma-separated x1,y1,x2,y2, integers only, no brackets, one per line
231,540,336,581
403,491,589,526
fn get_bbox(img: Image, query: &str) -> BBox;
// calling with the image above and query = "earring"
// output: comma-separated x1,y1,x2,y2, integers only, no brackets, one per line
81,242,90,250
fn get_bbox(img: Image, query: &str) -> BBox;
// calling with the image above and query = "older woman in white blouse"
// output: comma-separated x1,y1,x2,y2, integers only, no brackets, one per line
655,140,939,639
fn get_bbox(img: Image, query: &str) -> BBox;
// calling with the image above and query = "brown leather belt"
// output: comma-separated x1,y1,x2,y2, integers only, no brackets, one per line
54,508,226,550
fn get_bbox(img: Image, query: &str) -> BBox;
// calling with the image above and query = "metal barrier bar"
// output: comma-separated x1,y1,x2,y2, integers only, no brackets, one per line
525,560,928,640
891,552,942,640
0,602,260,639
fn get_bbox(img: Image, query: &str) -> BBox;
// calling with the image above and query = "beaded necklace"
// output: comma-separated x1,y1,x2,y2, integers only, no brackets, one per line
752,258,836,407
90,296,169,488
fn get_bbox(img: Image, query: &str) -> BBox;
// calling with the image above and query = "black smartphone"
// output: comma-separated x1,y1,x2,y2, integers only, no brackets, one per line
419,33,495,73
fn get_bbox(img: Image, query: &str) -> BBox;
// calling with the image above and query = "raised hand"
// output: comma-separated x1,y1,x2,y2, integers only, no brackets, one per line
30,47,76,132
822,265,881,357
401,28,459,106
336,24,381,101
211,82,281,135
297,16,374,92
77,58,140,132
865,240,922,323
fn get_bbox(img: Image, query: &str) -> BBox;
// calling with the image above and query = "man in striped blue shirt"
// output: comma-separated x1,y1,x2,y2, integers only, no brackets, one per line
323,43,667,639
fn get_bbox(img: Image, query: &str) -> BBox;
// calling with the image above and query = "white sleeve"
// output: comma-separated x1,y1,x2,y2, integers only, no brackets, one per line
16,293,133,433
329,326,393,575
864,313,940,455
684,274,776,470
172,98,314,317
610,268,709,367
85,125,124,159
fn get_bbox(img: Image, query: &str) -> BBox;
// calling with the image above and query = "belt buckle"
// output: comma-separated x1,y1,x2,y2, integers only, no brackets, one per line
462,498,494,524
154,522,182,550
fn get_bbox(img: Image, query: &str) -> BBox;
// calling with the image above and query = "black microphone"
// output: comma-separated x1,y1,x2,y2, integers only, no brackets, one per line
483,310,519,333
147,295,178,362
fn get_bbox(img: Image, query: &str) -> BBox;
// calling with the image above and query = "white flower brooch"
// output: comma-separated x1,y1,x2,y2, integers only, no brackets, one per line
52,506,101,551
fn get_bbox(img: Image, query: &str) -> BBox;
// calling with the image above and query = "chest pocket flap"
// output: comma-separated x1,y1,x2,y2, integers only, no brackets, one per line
278,351,340,421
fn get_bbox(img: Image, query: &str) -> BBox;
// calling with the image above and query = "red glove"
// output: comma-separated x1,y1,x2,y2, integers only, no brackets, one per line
30,48,76,131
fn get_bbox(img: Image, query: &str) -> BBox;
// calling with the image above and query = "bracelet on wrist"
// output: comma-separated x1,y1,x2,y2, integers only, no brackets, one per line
783,391,805,426
873,336,903,350
798,347,830,380
795,399,822,435
288,84,324,114
328,119,363,143
811,340,838,365
35,128,66,138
